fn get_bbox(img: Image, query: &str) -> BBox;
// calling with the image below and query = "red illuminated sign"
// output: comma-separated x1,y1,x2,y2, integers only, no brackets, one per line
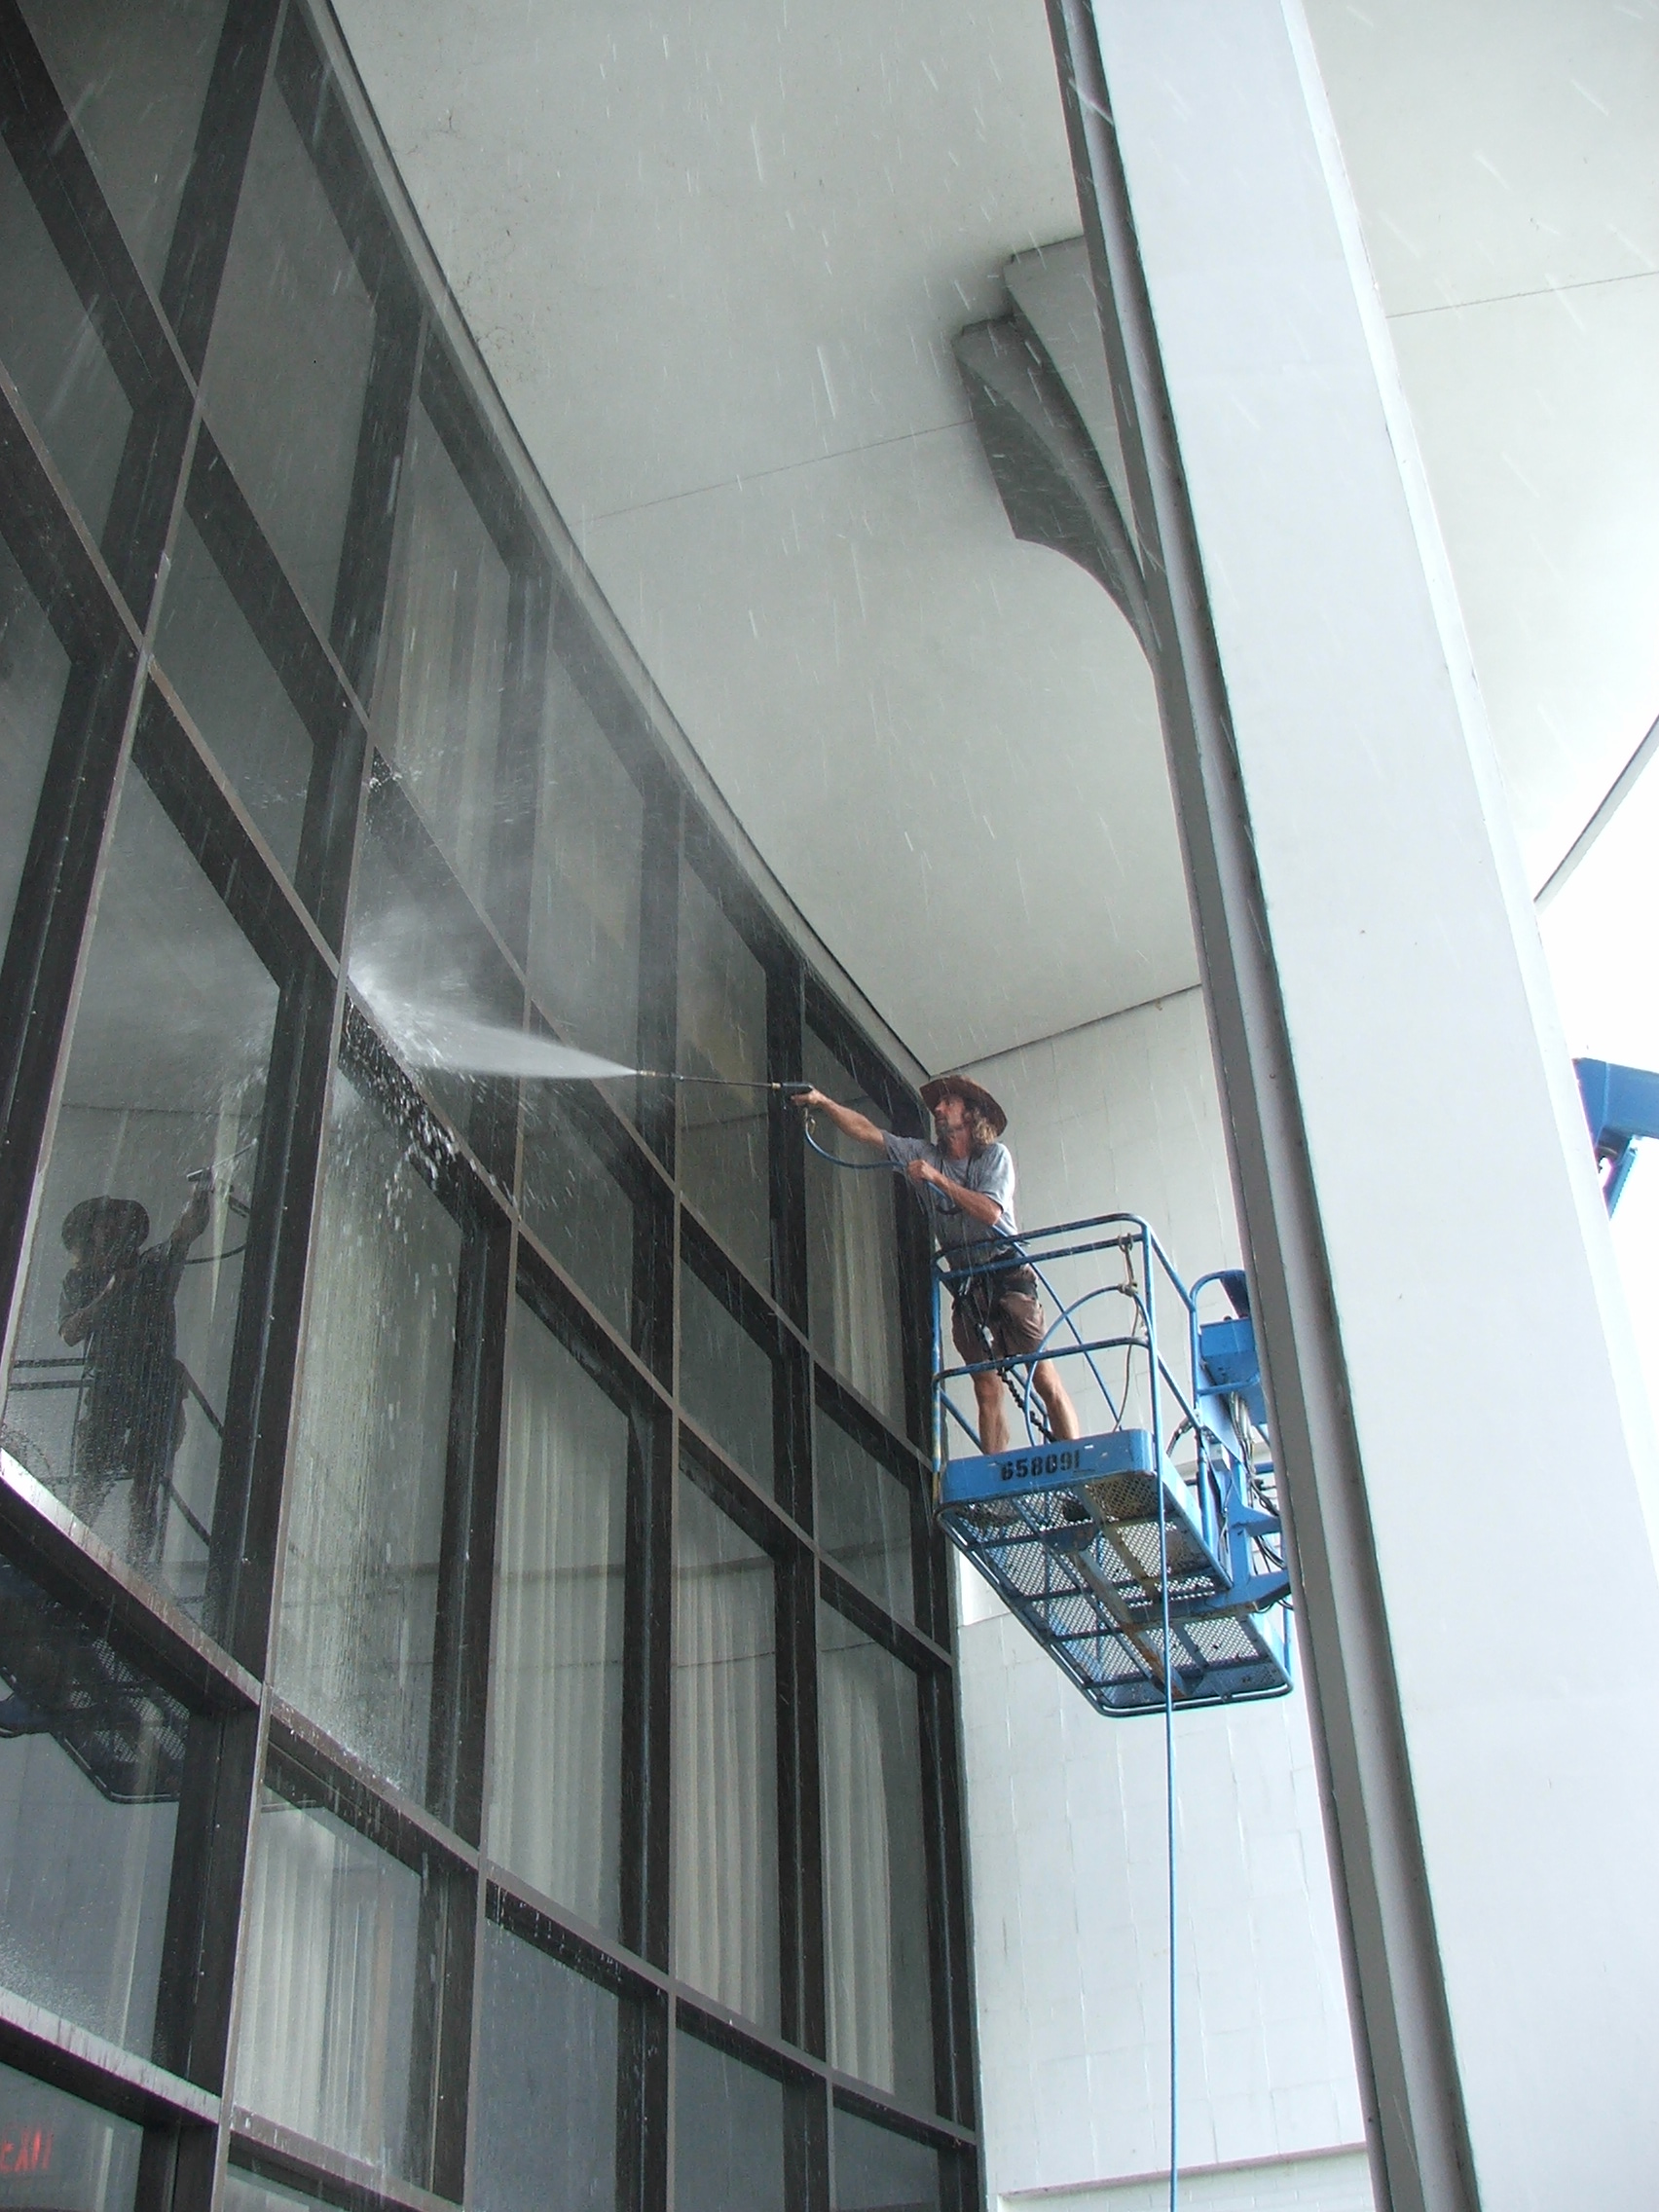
0,2129,53,2176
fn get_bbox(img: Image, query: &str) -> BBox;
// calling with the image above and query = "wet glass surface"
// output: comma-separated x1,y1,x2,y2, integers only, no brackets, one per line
490,1297,629,1938
18,0,228,298
833,2105,941,2211
201,48,375,632
0,763,279,1618
673,1470,778,2031
236,1771,426,2178
815,1405,915,1627
222,2170,335,2212
348,765,524,1180
678,1255,775,1497
674,2032,786,2212
804,1028,904,1427
152,511,315,883
519,1088,639,1351
374,401,510,921
0,1551,185,2061
0,2056,142,2212
818,1605,934,2109
0,537,71,967
473,1918,620,2212
275,1064,462,1808
677,863,770,1288
526,656,645,1075
0,136,133,539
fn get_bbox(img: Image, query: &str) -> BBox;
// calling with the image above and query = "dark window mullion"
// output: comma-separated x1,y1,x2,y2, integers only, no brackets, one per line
161,0,282,374
776,1538,826,2064
424,1201,511,1844
624,1391,674,1971
917,1667,976,2130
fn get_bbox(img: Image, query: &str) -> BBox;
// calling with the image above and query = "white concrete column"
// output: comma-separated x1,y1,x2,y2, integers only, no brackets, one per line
1063,3,1659,2207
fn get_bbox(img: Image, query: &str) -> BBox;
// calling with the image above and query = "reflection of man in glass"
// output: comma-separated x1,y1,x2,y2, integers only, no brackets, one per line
58,1186,211,1565
794,1074,1081,1451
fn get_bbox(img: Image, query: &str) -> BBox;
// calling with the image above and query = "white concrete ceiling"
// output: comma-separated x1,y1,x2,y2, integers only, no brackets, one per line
332,0,1195,1072
1302,0,1659,889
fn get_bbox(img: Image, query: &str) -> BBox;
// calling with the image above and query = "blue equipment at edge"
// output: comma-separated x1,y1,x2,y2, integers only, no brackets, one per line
931,1214,1293,1715
1575,1056,1659,1215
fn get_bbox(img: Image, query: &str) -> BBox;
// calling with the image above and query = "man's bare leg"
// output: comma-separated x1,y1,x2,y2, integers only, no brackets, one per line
973,1371,1009,1454
1032,1359,1081,1440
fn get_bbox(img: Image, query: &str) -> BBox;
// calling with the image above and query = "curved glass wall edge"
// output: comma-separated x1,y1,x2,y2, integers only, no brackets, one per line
0,3,978,2209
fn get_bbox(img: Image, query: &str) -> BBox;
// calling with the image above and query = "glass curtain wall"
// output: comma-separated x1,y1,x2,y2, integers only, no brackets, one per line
0,5,977,2211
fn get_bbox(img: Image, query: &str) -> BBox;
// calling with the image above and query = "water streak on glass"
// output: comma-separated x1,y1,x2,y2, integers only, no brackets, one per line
672,1471,779,2030
519,1089,638,1349
236,1781,424,2179
152,512,315,883
18,0,228,297
0,1554,186,2062
816,1405,915,1627
489,1301,628,1938
202,55,375,629
832,2103,942,2212
819,1604,934,2108
473,1918,620,2212
0,537,71,962
0,764,278,1617
0,137,133,537
276,1067,461,1807
374,400,509,918
678,1257,775,1496
0,2054,143,2212
673,2031,786,2212
677,863,770,1285
804,1027,904,1426
527,656,645,1075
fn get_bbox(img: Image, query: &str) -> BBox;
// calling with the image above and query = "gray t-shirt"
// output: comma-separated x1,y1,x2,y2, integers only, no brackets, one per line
882,1133,1020,1269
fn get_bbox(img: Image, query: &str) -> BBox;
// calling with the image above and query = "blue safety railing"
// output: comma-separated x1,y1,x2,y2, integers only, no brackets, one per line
930,1212,1293,1714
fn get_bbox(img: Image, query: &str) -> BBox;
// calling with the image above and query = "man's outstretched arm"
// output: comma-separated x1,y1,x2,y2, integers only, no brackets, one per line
793,1088,887,1150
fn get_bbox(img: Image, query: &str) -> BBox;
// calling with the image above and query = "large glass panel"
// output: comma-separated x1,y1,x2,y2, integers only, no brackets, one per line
374,402,509,917
673,1474,778,2031
474,1919,619,2212
804,1030,904,1427
0,536,71,962
0,137,132,537
818,1607,934,2109
677,865,769,1285
0,2057,143,2212
223,2171,335,2212
674,2033,785,2212
275,1065,462,1807
527,658,644,1073
202,53,376,628
489,1299,628,1937
816,1406,915,1627
17,0,227,296
0,762,279,1615
152,511,314,882
0,1554,184,2059
833,2106,941,2212
236,1772,426,2180
519,1088,637,1350
678,1256,774,1497
348,774,524,1176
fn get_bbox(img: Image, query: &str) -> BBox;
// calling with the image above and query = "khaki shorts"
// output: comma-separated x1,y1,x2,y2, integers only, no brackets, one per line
950,1268,1048,1365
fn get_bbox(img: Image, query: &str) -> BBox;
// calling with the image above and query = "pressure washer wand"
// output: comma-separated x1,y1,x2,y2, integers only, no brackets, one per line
634,1073,812,1096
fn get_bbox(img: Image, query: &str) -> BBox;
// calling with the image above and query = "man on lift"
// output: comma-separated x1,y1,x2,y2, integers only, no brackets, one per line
793,1073,1080,1453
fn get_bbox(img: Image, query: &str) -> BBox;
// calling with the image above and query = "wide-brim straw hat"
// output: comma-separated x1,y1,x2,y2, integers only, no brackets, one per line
919,1074,1008,1139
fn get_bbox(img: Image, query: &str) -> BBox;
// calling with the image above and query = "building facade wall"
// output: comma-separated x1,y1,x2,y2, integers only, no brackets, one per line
0,6,978,2209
